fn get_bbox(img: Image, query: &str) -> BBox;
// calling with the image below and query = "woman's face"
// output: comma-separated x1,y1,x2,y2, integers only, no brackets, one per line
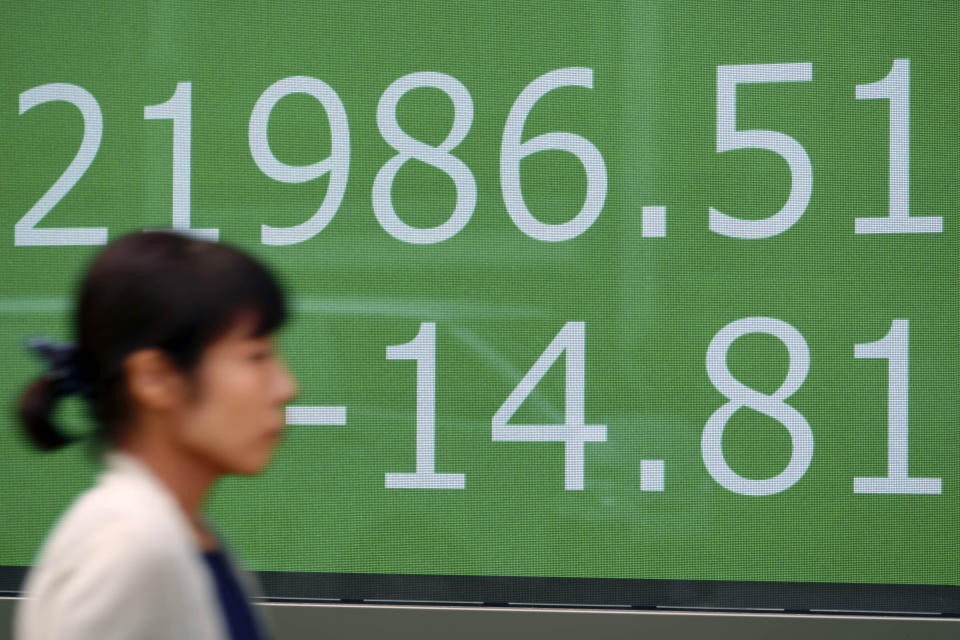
174,318,298,475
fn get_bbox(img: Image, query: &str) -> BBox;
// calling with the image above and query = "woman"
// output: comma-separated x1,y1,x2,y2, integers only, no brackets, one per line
15,231,298,640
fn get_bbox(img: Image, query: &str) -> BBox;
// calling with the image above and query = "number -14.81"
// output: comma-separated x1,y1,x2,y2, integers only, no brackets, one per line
376,319,941,496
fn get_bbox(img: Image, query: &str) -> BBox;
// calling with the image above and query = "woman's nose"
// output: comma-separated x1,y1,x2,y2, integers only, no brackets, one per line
276,360,298,404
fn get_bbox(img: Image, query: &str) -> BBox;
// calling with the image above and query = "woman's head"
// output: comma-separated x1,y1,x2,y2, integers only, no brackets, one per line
18,231,298,474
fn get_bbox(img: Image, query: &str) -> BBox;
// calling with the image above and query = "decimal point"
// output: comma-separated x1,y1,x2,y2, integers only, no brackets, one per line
641,206,666,238
640,459,665,491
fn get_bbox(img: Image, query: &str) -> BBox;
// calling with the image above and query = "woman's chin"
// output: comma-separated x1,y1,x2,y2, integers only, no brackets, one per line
241,445,281,475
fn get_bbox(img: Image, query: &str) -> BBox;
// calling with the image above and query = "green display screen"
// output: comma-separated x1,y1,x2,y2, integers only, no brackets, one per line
1,0,957,613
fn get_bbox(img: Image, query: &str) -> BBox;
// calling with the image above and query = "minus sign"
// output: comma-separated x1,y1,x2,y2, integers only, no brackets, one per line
286,406,347,426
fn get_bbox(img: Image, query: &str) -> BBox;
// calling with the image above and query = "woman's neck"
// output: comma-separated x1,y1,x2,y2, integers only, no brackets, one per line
117,432,221,546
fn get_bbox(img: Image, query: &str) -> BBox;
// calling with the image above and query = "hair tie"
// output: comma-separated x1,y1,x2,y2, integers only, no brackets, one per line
25,337,89,397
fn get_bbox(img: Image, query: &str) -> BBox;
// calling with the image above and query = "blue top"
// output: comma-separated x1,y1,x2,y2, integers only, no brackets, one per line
201,550,267,640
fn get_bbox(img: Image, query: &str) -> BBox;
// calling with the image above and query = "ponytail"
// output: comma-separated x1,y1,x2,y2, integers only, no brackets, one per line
17,338,87,452
17,375,74,451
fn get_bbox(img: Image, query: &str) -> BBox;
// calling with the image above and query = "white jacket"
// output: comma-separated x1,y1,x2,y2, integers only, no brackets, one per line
16,451,264,640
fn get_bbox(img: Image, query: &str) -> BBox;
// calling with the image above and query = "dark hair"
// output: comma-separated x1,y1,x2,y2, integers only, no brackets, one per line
17,231,287,451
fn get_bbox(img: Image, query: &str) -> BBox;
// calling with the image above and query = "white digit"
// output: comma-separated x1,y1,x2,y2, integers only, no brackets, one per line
710,64,813,239
855,59,940,234
385,323,465,489
373,72,476,244
16,84,107,246
854,320,940,494
501,68,607,242
492,322,606,490
702,317,813,496
144,83,218,241
250,76,349,246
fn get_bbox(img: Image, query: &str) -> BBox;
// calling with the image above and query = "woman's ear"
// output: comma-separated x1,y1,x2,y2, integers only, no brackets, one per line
123,349,188,412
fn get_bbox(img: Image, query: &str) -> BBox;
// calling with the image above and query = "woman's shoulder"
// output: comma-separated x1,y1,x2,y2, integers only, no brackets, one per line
18,471,229,640
19,461,224,626
34,462,194,573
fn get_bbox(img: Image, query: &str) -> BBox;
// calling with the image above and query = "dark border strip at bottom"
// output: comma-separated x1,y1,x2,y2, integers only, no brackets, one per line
254,571,960,615
2,566,957,615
